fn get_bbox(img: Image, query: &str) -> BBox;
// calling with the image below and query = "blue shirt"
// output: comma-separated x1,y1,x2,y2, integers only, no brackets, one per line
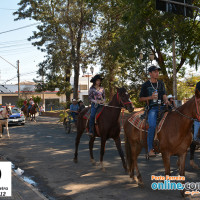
70,104,79,111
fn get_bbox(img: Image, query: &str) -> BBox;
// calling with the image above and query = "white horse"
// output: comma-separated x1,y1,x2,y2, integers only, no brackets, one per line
0,105,11,138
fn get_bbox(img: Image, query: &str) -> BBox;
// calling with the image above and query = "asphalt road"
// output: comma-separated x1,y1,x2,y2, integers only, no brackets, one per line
0,116,200,200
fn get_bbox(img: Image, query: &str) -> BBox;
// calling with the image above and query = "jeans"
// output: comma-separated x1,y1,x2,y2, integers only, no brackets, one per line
71,112,78,122
147,106,164,152
89,103,99,133
194,121,200,141
28,105,32,112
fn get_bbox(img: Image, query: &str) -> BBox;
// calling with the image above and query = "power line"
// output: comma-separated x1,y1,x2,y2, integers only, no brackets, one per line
0,56,16,69
0,23,41,35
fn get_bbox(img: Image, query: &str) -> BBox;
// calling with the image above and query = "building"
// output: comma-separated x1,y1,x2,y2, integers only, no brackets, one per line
0,75,92,111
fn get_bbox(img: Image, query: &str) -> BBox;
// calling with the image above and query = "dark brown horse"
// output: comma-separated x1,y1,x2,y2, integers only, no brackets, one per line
124,89,200,196
29,104,38,121
74,87,134,171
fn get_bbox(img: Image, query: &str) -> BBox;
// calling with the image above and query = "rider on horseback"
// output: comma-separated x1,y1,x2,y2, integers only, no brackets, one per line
89,74,105,137
21,99,27,111
28,97,35,116
139,66,169,157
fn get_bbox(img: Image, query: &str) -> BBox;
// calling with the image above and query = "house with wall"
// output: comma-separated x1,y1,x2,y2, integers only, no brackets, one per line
0,75,92,111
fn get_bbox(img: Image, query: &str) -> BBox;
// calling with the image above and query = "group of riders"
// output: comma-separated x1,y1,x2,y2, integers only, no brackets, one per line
79,67,200,157
21,97,35,117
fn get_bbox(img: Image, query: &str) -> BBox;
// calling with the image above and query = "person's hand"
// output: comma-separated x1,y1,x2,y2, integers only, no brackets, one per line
165,100,170,105
151,91,158,100
100,100,105,104
96,100,101,104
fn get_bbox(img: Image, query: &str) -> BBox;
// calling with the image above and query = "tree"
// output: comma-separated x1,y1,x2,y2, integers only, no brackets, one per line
14,0,95,100
118,0,200,94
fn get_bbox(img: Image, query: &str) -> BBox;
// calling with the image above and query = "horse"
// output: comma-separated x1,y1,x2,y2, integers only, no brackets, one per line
0,105,11,138
74,87,134,171
29,104,38,121
124,89,200,196
22,105,28,119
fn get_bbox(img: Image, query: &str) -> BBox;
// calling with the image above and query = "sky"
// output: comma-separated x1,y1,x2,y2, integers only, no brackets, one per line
0,1,47,84
0,0,100,85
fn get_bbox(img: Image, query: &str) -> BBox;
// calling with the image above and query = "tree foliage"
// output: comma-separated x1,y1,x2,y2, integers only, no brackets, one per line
14,0,96,100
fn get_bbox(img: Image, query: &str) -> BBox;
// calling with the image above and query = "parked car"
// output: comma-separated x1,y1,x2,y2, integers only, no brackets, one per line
8,107,25,125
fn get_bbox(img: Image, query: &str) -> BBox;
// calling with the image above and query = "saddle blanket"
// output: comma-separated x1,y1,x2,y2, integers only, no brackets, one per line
128,111,168,133
83,106,104,121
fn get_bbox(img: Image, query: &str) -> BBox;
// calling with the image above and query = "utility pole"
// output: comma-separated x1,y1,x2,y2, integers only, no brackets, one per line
42,75,45,111
17,60,20,99
172,40,177,99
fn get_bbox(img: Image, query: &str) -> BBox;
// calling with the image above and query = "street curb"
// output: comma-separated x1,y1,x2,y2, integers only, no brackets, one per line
12,172,48,200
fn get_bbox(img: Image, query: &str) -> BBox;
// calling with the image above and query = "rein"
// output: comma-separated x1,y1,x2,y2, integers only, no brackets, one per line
97,92,132,109
174,96,200,122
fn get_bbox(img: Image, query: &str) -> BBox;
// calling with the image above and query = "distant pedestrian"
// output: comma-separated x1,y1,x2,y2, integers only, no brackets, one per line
78,100,85,112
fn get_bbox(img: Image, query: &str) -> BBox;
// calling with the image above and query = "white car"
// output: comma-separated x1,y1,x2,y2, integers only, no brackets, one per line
8,107,25,125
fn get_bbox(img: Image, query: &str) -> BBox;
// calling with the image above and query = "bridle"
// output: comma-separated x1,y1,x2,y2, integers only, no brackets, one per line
174,96,200,122
117,92,132,108
98,92,132,109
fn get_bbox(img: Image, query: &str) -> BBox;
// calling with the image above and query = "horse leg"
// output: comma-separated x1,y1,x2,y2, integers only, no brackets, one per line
6,121,10,138
134,143,143,186
162,152,171,175
178,152,187,197
74,129,84,163
100,138,106,171
114,136,127,172
89,136,96,165
189,141,199,169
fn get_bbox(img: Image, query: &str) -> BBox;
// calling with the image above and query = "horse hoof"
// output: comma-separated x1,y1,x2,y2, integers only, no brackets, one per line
101,167,106,172
91,159,96,165
73,158,78,163
190,160,200,170
138,181,144,188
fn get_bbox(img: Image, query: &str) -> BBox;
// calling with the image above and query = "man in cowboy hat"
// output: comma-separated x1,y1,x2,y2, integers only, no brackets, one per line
89,74,105,137
69,99,79,122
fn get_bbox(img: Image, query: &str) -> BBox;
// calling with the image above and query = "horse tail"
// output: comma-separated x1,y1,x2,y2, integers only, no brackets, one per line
124,120,132,173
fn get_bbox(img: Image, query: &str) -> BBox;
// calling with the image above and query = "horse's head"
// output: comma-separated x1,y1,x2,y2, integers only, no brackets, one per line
117,87,134,113
2,105,11,118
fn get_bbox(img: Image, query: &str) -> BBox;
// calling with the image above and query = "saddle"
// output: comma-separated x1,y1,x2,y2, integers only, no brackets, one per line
83,105,104,122
83,106,104,136
128,108,169,152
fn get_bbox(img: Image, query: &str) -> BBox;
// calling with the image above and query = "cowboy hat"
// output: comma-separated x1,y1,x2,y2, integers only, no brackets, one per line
167,94,175,99
90,74,104,83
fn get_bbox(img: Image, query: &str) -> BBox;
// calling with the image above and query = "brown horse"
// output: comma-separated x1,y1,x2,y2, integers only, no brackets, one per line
124,89,200,196
29,104,38,121
74,87,134,171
